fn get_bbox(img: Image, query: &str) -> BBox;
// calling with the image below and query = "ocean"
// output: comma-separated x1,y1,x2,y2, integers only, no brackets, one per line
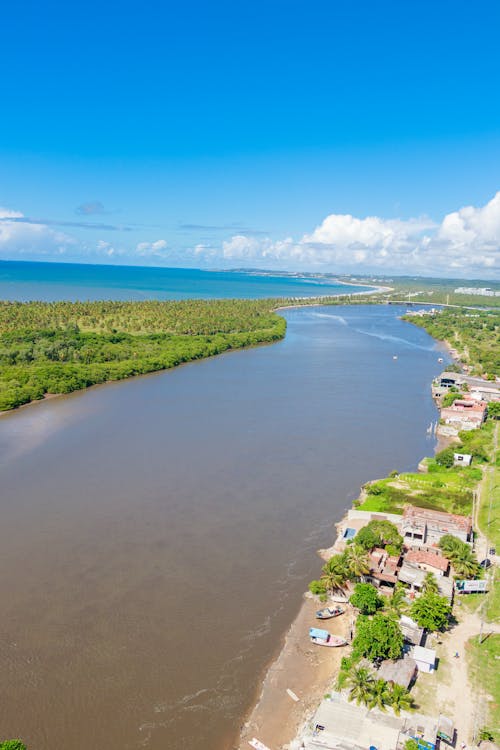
0,260,371,301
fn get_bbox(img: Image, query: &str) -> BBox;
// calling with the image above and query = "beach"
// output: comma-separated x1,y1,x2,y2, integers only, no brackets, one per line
238,596,351,750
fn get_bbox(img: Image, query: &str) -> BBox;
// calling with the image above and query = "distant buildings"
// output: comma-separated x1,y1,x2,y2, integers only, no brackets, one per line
454,287,500,297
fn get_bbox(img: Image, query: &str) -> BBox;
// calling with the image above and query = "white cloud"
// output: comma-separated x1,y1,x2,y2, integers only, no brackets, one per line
135,239,168,257
0,207,75,258
206,193,500,277
1,194,499,277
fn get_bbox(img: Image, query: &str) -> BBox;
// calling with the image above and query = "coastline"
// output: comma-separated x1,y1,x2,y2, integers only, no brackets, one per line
236,325,453,750
237,596,351,750
0,290,389,418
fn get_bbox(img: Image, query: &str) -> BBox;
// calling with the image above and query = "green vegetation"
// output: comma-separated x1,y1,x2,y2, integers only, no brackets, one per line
342,663,413,714
350,583,383,615
476,425,499,622
410,592,451,631
438,534,480,578
340,275,500,309
405,308,500,377
383,583,408,619
356,464,479,515
352,613,404,661
354,519,403,552
421,572,440,595
0,298,294,410
0,742,27,750
466,634,500,744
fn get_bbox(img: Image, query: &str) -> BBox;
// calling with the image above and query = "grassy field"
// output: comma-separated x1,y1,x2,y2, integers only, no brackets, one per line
466,634,500,743
477,428,500,624
356,465,480,516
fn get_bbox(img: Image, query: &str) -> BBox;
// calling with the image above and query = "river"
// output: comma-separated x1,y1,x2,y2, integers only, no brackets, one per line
0,304,448,750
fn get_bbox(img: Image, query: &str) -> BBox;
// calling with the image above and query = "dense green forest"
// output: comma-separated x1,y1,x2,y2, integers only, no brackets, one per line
404,308,500,377
0,298,303,410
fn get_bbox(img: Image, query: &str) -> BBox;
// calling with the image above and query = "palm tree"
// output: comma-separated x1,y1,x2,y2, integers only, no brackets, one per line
385,583,407,618
346,666,374,706
438,534,462,557
451,549,479,579
367,679,390,711
321,555,348,594
388,683,413,715
346,545,371,579
422,572,439,595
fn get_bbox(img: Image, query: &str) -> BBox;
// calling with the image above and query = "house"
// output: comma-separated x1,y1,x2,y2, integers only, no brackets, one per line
304,693,404,750
399,614,424,646
367,548,400,585
402,506,472,545
378,656,417,689
402,714,439,750
454,453,472,467
397,562,454,603
440,399,487,431
411,645,436,673
404,549,450,576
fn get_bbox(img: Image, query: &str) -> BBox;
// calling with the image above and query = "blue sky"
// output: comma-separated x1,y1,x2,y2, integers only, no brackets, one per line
0,0,499,277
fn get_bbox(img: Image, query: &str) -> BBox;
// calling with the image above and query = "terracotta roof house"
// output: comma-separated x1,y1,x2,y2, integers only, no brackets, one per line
367,549,400,585
402,506,472,546
405,549,449,576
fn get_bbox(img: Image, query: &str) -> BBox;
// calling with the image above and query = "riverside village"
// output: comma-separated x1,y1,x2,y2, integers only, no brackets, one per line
245,361,500,750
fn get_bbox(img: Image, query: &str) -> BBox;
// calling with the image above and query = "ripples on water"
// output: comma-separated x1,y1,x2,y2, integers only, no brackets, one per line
0,305,448,750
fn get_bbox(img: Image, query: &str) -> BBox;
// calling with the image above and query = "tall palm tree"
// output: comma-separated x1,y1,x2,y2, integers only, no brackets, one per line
346,667,374,706
367,679,390,711
451,549,479,579
321,555,348,594
346,545,370,579
422,572,439,595
388,683,413,715
438,534,462,557
385,583,407,618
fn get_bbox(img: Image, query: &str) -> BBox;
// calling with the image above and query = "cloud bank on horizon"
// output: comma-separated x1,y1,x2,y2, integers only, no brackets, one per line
0,192,499,278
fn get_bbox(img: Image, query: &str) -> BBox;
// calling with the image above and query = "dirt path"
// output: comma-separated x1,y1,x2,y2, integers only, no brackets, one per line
428,610,500,745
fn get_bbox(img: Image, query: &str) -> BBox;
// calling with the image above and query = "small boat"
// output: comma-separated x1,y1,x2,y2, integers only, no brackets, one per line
316,606,345,620
393,355,398,360
309,627,347,647
438,357,444,363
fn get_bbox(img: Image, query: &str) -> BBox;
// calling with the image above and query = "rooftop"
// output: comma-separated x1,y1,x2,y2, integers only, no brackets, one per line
405,550,449,572
378,656,417,689
412,645,436,666
304,694,403,750
402,506,472,533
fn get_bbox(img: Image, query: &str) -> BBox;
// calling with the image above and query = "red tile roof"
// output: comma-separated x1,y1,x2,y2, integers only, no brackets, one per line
405,550,449,572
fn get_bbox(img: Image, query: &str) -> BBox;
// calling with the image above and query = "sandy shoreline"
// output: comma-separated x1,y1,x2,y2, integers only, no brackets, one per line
237,596,352,750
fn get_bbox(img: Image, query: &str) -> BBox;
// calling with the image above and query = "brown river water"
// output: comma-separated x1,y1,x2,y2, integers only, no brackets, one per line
0,305,448,750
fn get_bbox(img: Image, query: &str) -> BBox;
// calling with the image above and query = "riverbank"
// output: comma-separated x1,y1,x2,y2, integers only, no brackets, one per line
237,596,351,750
235,330,455,750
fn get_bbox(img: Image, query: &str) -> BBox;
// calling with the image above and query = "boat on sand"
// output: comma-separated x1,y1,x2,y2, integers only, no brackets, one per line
309,627,347,647
315,606,345,620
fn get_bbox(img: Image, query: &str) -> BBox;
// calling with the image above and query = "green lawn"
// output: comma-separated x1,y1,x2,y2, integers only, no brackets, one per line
466,634,500,743
477,438,500,624
356,465,479,515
